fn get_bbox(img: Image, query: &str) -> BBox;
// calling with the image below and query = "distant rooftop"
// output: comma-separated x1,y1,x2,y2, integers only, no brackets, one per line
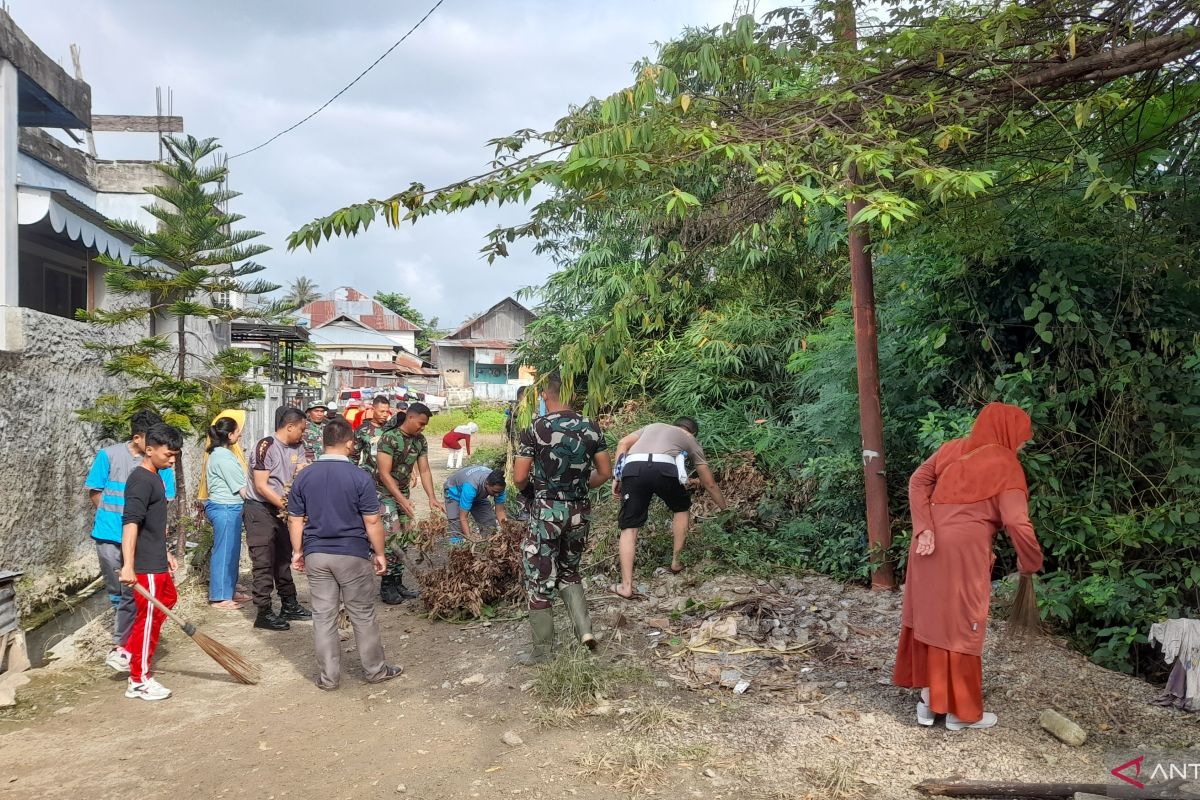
299,287,419,333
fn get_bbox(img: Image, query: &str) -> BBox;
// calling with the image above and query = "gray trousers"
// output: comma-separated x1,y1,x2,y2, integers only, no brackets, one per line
96,540,135,647
446,499,498,539
306,552,387,688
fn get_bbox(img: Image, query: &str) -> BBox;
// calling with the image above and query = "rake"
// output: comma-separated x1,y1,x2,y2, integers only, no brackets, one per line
132,583,261,685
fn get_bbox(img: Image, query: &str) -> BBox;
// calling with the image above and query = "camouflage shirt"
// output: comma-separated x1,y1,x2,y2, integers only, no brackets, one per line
376,427,428,497
517,411,605,501
303,421,324,461
353,419,388,477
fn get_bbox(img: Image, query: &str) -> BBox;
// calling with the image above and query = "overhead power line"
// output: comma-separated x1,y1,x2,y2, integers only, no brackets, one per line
229,0,446,160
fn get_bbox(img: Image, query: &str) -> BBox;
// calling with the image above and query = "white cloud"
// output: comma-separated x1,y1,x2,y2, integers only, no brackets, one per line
14,0,790,320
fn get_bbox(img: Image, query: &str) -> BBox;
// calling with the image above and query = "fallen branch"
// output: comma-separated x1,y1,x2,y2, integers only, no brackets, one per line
915,778,1200,799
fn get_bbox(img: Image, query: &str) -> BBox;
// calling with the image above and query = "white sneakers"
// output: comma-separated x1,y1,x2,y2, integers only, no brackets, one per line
125,677,172,701
105,647,131,673
916,688,997,730
947,712,998,730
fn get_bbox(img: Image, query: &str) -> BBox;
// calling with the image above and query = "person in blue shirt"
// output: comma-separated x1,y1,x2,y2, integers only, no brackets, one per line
84,410,176,674
444,466,508,544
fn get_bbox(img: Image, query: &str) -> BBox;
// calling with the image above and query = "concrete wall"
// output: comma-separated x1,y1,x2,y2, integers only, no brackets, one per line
436,345,471,389
0,307,202,614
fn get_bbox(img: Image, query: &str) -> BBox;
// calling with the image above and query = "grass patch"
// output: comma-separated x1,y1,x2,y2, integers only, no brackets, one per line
578,740,711,795
468,444,507,472
621,702,693,733
532,646,650,710
425,407,507,436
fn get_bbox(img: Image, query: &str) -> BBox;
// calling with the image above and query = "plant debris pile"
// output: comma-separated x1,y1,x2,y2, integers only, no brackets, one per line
417,519,527,620
691,450,768,517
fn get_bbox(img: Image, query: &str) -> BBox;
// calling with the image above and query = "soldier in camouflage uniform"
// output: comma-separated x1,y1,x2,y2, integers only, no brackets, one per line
513,372,612,664
375,402,444,604
351,395,394,471
302,402,329,461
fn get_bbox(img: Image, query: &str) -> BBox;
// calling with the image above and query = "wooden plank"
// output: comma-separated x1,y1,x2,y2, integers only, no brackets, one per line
917,778,1200,800
92,114,184,133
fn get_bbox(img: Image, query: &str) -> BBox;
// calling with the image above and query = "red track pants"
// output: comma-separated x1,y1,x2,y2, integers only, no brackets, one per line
125,572,177,683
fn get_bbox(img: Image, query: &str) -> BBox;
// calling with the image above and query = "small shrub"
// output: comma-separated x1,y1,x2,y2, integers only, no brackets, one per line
533,646,649,710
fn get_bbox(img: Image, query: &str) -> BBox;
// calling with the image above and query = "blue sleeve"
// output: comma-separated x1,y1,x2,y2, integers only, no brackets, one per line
358,473,380,516
459,482,477,512
287,473,306,517
159,465,176,501
495,490,507,505
85,450,109,491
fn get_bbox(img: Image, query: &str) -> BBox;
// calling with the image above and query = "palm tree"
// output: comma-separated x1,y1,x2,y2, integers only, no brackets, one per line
284,276,321,309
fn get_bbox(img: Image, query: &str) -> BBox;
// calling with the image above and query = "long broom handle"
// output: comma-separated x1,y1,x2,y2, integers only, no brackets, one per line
132,582,197,636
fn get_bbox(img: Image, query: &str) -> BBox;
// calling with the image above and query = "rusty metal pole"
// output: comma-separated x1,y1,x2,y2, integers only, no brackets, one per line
838,1,894,590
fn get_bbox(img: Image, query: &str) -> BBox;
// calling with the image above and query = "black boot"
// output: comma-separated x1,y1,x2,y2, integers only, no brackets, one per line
380,574,405,605
398,580,420,600
280,598,312,620
254,609,290,631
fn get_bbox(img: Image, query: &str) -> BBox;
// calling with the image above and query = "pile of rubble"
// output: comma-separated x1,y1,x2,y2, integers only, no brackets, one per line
597,573,898,697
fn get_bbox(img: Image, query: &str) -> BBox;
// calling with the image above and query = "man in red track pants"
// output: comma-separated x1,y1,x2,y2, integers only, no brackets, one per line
119,423,183,701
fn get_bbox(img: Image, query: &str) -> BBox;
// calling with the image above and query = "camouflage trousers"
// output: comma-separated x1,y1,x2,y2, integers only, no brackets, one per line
522,498,591,611
379,494,414,578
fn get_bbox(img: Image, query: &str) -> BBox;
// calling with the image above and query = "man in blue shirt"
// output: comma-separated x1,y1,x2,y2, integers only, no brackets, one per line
444,466,508,544
288,417,402,690
84,410,176,673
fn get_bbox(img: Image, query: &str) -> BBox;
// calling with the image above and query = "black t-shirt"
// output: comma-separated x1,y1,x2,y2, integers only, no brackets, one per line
122,465,170,574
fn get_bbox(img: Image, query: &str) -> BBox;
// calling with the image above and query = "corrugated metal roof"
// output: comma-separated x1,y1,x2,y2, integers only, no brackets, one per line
330,358,439,377
309,323,400,348
299,287,420,332
433,338,514,349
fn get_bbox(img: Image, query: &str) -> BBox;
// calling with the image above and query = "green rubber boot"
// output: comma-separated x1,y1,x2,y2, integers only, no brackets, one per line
560,583,597,650
518,609,555,665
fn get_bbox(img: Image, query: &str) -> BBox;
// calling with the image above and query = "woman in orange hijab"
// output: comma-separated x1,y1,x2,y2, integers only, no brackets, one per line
893,402,1044,730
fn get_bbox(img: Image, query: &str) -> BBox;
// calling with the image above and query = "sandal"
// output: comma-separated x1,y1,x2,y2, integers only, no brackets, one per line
668,564,685,575
233,592,252,602
608,583,638,600
368,665,404,684
210,600,243,610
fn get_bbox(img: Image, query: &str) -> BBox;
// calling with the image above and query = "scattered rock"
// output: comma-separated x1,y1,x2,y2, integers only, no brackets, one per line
396,784,407,793
461,673,487,686
815,708,837,721
733,680,751,695
719,669,743,688
441,681,452,690
1039,709,1087,746
703,768,719,779
588,704,613,717
519,680,536,692
833,681,848,690
501,730,524,747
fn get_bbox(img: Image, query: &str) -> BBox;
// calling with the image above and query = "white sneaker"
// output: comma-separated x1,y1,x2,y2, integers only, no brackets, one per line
105,647,131,673
125,677,172,701
946,711,997,730
916,700,936,726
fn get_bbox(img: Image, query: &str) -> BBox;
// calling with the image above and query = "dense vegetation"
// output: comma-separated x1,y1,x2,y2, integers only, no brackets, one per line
294,2,1200,674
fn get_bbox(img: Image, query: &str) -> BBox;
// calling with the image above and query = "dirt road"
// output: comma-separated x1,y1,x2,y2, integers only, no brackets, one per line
3,433,1197,798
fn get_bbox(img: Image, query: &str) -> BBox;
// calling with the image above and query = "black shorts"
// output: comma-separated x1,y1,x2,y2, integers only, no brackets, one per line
617,461,691,529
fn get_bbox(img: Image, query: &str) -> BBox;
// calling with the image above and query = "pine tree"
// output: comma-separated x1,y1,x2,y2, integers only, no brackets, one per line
80,134,278,553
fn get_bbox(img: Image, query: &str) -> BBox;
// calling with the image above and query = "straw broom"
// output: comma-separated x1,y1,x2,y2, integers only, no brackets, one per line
1006,573,1042,639
133,583,261,685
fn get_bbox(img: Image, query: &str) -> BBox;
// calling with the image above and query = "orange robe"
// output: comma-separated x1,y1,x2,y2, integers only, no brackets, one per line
893,452,1043,721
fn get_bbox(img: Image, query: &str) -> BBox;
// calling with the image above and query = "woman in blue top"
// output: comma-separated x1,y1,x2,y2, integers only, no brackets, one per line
203,413,249,608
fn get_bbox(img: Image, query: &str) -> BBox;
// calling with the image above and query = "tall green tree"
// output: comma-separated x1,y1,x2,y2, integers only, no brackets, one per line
80,135,277,551
287,2,1200,669
373,290,437,351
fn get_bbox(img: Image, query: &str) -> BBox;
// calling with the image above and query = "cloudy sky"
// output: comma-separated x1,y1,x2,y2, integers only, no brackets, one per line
16,0,788,326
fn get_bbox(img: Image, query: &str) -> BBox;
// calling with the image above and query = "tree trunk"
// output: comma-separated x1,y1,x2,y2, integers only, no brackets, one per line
174,314,187,557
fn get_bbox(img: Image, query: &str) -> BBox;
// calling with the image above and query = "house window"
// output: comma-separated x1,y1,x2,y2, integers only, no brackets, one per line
17,242,89,320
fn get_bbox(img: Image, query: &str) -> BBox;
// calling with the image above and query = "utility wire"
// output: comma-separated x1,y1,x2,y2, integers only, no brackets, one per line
229,0,446,160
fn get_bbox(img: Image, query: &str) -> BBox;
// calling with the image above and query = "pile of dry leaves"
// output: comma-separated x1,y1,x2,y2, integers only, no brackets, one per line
691,450,769,517
416,519,526,620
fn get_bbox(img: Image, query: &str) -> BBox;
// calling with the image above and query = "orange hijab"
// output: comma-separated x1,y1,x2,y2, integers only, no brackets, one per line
930,402,1032,504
